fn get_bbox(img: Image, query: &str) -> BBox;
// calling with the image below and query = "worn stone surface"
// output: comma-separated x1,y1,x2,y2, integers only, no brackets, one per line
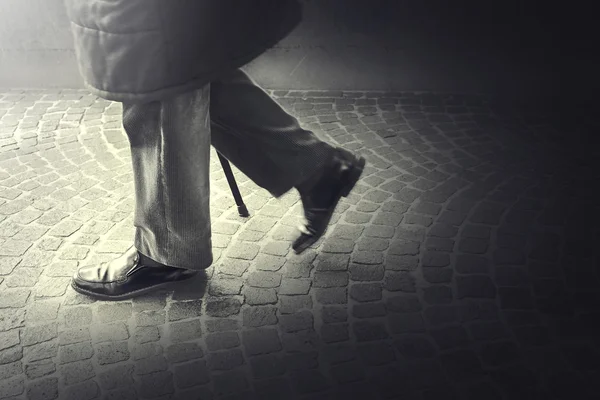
0,89,595,398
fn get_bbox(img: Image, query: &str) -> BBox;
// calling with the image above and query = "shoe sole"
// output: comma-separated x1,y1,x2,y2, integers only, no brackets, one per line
70,277,192,301
293,155,367,254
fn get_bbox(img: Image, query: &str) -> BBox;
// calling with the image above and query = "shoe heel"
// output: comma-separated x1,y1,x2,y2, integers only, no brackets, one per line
341,157,366,197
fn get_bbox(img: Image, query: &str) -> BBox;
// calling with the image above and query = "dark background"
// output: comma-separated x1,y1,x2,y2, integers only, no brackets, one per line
0,0,597,110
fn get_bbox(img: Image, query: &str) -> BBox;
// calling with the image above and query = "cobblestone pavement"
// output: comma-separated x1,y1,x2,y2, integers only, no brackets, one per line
0,89,598,400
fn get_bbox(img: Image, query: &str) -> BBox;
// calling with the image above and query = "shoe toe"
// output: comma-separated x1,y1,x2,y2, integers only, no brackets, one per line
72,266,107,294
74,265,102,282
292,232,314,254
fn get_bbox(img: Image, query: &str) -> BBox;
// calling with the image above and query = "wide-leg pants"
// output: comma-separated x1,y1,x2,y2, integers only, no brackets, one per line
122,69,335,270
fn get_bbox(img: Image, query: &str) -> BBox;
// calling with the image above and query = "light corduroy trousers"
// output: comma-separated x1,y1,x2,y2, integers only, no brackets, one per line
122,69,335,270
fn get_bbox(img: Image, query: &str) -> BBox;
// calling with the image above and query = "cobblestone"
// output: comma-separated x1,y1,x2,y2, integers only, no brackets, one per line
0,331,20,351
422,266,453,283
456,275,497,298
349,263,385,281
315,287,347,304
423,285,454,304
279,311,314,332
26,377,57,400
165,342,203,364
206,331,240,351
242,328,281,356
242,306,278,327
282,329,319,353
208,349,244,371
249,354,286,379
384,271,416,292
246,271,281,288
206,298,242,317
388,313,426,334
0,89,594,398
353,321,389,342
58,341,93,364
24,359,55,380
425,305,460,326
322,306,348,324
278,278,311,295
243,287,278,306
167,319,202,343
455,254,489,274
167,299,202,321
62,306,92,326
60,360,95,385
21,323,58,346
134,326,159,344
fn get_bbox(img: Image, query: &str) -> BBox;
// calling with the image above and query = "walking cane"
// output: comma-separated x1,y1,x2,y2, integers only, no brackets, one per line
217,152,250,217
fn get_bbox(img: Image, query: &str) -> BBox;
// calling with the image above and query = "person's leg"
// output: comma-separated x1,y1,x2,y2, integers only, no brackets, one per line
71,85,212,300
209,68,336,198
126,85,213,270
209,69,366,253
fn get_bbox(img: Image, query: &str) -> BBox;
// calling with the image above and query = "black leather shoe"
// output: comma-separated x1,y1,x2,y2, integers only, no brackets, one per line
292,147,366,254
71,246,198,300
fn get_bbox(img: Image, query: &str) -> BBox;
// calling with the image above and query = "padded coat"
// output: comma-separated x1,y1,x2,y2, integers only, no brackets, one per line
64,0,302,103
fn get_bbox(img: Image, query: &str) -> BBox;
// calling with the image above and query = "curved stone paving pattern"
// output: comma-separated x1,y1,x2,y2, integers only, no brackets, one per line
0,89,598,400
